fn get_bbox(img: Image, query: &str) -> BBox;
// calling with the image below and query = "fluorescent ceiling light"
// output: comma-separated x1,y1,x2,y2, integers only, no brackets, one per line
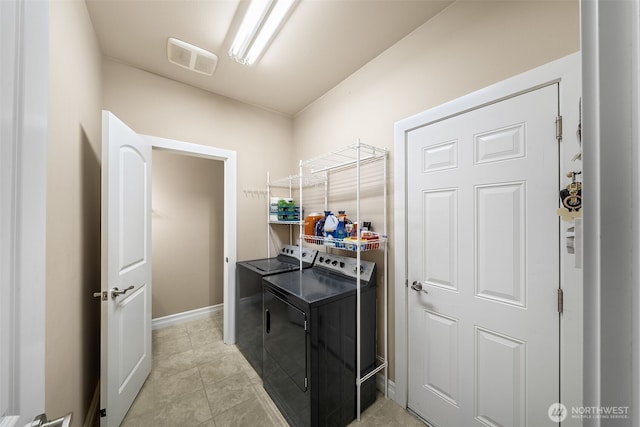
229,0,296,66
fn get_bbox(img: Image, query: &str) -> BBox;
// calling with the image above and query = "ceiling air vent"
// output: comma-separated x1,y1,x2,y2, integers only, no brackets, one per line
167,37,218,76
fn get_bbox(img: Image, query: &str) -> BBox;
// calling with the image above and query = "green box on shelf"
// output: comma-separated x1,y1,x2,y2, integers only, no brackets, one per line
277,199,295,208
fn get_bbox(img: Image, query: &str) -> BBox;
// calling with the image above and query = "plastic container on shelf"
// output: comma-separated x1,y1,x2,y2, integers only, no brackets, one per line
323,211,338,236
314,217,325,237
304,213,324,242
343,237,380,252
277,198,294,208
277,205,300,221
335,217,347,239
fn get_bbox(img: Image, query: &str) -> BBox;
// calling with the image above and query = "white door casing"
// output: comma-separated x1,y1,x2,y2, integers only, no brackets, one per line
0,1,18,421
0,0,48,425
143,135,237,345
100,111,153,427
406,84,559,426
582,2,640,424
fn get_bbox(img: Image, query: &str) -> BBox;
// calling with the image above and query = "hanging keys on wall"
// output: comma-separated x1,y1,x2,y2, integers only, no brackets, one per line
557,171,582,222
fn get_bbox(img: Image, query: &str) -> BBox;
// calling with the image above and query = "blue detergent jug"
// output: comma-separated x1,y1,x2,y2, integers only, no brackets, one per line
335,216,347,239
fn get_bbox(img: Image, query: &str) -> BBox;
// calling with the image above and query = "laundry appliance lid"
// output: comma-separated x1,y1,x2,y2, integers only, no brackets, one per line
263,268,375,306
242,258,299,274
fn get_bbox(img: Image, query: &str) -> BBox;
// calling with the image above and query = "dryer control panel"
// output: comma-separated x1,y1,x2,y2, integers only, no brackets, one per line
280,244,318,264
315,253,376,283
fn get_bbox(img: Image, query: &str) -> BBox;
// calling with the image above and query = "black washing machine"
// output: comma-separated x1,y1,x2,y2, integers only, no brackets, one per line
236,245,318,378
262,253,377,427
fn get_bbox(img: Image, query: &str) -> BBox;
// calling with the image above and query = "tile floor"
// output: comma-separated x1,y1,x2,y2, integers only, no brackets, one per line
121,311,425,427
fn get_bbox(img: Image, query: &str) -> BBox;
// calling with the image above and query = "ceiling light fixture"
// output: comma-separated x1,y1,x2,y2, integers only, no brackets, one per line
229,0,296,66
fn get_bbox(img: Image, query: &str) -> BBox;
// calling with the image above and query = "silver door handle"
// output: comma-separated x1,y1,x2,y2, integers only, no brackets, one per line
31,413,72,427
111,285,135,298
411,281,428,294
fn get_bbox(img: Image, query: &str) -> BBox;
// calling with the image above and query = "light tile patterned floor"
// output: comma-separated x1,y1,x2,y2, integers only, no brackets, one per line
121,311,424,427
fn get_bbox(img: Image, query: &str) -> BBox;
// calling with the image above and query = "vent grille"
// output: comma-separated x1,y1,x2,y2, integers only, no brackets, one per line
167,38,217,76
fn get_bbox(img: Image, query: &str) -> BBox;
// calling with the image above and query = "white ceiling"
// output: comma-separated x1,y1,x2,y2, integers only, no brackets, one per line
86,0,453,116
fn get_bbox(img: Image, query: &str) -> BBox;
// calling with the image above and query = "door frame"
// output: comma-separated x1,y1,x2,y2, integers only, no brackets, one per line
0,0,48,424
393,53,582,421
581,2,640,423
142,135,238,344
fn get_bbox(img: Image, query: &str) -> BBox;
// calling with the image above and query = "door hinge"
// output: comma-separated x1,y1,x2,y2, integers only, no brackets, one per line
557,288,564,314
99,409,106,418
556,115,563,141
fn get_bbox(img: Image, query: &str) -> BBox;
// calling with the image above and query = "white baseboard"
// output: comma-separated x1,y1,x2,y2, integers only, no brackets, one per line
376,371,396,401
83,381,100,427
151,303,223,330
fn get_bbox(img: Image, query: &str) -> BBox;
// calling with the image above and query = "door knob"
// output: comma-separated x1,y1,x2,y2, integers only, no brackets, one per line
411,281,428,294
111,285,135,298
31,413,72,427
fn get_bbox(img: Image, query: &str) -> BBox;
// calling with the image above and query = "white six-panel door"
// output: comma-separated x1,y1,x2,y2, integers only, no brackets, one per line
101,111,152,427
407,84,560,426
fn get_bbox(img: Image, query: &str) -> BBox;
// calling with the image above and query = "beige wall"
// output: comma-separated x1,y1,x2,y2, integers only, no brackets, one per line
152,151,225,318
292,0,580,380
47,0,103,423
101,59,294,264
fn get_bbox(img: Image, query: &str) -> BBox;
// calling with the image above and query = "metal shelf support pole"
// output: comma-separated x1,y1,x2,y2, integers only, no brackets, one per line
356,139,362,420
383,149,388,398
267,172,271,258
299,161,303,269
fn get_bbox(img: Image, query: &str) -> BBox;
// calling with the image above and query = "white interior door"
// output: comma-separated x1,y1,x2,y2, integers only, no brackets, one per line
407,84,560,426
100,111,152,427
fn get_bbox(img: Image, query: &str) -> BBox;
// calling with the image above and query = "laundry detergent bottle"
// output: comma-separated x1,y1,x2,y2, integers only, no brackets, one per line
323,211,338,237
335,216,347,239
